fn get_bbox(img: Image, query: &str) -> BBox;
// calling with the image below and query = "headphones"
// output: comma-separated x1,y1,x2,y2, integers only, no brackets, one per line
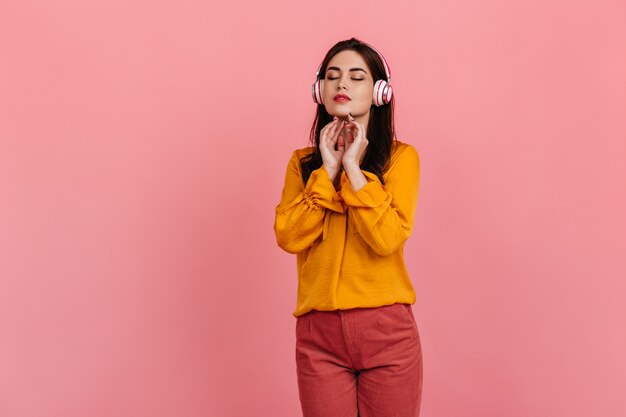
312,43,393,107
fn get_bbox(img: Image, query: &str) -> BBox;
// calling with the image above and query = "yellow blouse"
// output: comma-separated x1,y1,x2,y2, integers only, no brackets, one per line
274,140,421,317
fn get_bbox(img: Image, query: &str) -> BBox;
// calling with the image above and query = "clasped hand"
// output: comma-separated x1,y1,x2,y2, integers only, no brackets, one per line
320,113,368,180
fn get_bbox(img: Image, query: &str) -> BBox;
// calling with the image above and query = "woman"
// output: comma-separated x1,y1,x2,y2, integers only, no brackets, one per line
274,37,423,417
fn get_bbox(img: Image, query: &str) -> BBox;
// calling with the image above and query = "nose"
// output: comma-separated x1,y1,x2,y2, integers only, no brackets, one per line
337,75,348,90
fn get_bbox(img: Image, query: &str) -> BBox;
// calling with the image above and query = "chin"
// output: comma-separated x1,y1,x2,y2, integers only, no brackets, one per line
326,106,350,117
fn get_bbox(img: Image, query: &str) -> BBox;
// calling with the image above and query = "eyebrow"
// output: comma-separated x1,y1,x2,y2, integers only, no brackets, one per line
326,66,367,74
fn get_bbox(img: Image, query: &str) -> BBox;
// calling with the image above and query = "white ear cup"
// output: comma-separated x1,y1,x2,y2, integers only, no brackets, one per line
373,79,393,106
312,79,324,104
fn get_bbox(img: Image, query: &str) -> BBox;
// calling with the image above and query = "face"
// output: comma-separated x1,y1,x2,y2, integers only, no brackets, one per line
322,50,374,120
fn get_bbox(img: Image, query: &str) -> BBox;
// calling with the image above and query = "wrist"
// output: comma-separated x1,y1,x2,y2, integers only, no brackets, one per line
343,163,367,192
323,164,340,182
342,160,360,173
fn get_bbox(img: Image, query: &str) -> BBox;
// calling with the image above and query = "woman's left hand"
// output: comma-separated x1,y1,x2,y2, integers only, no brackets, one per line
342,114,368,168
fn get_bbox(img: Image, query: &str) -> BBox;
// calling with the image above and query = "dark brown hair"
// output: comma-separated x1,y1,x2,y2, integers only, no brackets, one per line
300,37,397,185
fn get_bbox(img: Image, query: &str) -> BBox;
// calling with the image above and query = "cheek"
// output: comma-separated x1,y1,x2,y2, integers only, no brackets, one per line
353,90,373,106
355,86,373,102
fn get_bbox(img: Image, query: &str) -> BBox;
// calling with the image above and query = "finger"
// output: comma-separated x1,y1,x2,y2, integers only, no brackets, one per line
344,125,354,144
337,133,344,150
331,121,346,145
325,120,340,145
360,124,368,145
344,125,353,143
321,119,338,145
322,119,338,137
346,116,356,131
345,121,358,136
350,122,358,141
329,121,342,144
336,119,348,134
355,122,364,142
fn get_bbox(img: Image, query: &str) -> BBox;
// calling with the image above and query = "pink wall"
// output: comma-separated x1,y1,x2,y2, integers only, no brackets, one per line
1,1,625,416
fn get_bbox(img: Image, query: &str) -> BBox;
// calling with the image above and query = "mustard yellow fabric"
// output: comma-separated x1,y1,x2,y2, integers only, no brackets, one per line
274,140,420,317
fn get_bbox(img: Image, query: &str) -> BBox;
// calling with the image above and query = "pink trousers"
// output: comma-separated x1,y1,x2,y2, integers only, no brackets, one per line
295,302,423,417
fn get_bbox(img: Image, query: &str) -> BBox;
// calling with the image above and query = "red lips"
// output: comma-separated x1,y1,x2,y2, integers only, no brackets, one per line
334,94,351,102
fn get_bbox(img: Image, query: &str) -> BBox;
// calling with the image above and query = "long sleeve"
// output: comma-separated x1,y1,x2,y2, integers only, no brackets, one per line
338,144,420,256
274,150,345,254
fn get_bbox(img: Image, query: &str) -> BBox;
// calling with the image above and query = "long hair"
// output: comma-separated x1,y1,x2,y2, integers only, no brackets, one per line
300,37,397,185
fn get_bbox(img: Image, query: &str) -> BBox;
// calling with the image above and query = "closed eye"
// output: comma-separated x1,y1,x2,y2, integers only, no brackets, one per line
327,77,364,81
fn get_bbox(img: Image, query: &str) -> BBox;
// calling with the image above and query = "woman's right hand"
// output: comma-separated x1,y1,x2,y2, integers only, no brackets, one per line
320,117,347,182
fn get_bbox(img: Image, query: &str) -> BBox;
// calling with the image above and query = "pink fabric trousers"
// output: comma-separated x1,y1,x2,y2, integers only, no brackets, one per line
295,302,423,417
